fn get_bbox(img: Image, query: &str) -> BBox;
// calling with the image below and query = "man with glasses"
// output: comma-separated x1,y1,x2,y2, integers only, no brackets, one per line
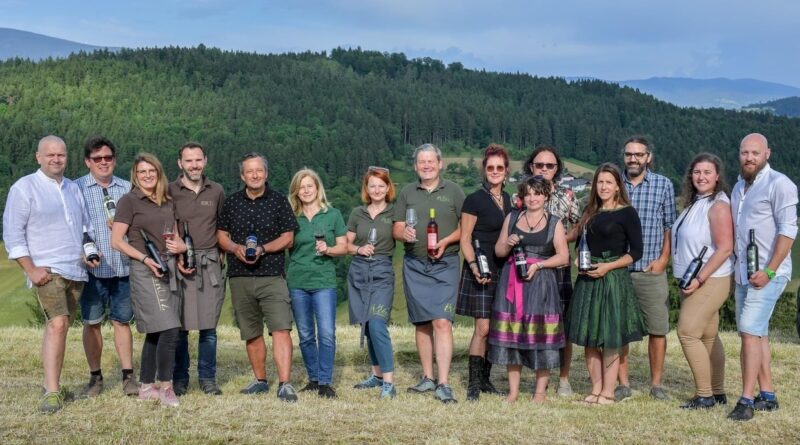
616,135,676,401
74,136,139,398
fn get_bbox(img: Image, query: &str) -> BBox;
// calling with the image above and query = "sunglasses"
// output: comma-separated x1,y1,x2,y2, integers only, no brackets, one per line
532,162,557,170
623,152,649,159
486,165,506,173
368,166,390,173
89,155,115,163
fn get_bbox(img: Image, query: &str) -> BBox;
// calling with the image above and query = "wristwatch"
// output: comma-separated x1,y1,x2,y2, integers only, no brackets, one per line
764,267,776,279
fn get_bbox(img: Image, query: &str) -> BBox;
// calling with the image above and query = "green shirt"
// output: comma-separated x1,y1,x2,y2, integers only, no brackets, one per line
347,203,396,257
287,207,347,289
393,178,465,258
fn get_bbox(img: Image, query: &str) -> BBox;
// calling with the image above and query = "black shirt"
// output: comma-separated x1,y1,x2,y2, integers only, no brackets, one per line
462,186,511,273
584,206,643,261
218,185,299,277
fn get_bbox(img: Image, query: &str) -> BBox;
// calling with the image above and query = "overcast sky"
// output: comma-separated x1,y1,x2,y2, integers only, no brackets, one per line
3,0,798,86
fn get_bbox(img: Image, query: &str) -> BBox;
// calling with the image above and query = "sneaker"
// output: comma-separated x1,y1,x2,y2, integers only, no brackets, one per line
753,395,779,411
727,401,754,421
300,380,319,392
354,375,383,389
122,374,141,397
680,396,716,409
138,384,160,401
434,383,458,404
714,394,728,405
159,386,180,407
199,379,223,396
650,386,669,400
407,376,437,393
614,385,632,401
80,375,104,398
240,380,270,395
318,384,337,399
173,379,189,396
40,391,64,414
380,382,397,400
557,380,574,397
277,382,298,402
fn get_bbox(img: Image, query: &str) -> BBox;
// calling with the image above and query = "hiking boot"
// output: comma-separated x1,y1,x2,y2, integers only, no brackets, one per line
435,383,458,404
240,380,270,395
199,379,222,395
753,395,779,411
466,355,482,401
727,401,754,421
353,375,383,389
318,384,337,399
173,379,189,396
680,396,716,409
122,374,140,397
380,382,397,400
650,386,669,400
159,386,180,408
40,391,65,414
557,380,574,397
614,385,632,401
300,380,319,392
80,375,104,398
407,376,437,393
138,384,160,401
277,382,298,402
479,357,503,395
714,394,728,405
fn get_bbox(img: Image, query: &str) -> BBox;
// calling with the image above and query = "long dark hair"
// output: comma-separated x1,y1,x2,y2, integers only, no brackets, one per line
523,145,565,181
679,152,729,207
579,162,630,229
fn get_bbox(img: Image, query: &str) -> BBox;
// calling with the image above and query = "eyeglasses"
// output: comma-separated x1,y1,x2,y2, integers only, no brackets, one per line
486,165,506,173
532,162,557,170
368,166,390,173
623,152,649,159
89,155,115,163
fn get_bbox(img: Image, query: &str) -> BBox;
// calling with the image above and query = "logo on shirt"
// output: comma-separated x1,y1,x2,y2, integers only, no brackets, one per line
435,196,451,203
380,216,392,224
200,200,214,206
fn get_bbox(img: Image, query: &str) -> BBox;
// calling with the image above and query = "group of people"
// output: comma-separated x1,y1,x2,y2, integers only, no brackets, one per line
2,133,795,423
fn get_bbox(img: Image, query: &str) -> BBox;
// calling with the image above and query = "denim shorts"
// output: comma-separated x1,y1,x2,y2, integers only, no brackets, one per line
734,276,788,337
80,274,134,324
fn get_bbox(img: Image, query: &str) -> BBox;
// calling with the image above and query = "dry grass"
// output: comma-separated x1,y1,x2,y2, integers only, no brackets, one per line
1,325,799,444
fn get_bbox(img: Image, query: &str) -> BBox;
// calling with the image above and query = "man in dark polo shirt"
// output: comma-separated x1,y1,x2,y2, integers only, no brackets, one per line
393,143,465,404
169,142,226,396
217,152,299,402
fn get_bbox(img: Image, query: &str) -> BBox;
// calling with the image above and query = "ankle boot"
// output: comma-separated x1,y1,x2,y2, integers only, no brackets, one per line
466,355,483,401
480,356,503,395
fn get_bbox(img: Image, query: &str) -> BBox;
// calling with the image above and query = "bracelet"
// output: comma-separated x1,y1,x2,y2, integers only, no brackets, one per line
356,246,362,256
468,260,477,266
140,255,147,264
764,267,776,279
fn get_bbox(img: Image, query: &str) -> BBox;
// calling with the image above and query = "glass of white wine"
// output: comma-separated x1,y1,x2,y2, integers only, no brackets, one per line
406,208,417,242
367,227,378,261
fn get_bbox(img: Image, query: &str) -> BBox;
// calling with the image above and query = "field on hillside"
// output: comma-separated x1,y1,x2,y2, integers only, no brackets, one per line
1,325,798,444
443,156,595,177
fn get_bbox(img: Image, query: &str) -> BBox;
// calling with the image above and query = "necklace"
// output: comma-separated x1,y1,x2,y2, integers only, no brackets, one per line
523,210,547,232
484,185,504,211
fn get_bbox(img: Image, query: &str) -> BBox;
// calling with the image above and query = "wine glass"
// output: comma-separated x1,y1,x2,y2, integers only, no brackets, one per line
367,227,378,261
162,221,175,241
406,208,417,242
313,226,326,256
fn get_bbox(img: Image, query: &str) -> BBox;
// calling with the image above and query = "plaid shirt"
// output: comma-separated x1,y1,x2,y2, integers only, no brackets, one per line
624,169,676,272
75,174,132,278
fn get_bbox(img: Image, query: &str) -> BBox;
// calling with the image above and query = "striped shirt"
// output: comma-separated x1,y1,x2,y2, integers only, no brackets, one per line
624,169,676,272
75,174,132,278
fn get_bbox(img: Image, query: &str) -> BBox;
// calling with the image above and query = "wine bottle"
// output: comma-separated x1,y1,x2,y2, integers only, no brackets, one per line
102,187,116,224
245,224,258,262
82,231,100,263
578,226,593,272
513,244,528,279
679,246,708,289
140,229,169,274
182,221,195,269
427,208,438,257
473,239,491,279
746,229,758,279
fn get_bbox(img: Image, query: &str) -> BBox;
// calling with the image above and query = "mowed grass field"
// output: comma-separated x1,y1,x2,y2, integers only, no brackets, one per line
1,325,799,444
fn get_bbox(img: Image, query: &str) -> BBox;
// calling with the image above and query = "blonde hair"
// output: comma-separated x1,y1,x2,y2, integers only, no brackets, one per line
130,152,170,206
289,168,330,215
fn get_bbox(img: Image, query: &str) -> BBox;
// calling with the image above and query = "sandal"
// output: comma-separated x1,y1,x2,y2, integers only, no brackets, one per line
596,394,615,405
582,393,600,404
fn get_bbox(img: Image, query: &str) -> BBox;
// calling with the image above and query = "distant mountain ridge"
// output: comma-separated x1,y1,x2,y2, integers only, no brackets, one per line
0,27,118,60
744,96,800,118
616,77,800,109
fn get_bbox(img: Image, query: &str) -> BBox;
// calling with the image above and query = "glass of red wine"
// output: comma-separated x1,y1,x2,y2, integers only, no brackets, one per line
314,226,325,256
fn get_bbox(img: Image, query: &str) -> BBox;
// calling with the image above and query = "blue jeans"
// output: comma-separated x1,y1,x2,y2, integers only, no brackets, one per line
366,318,395,373
173,328,218,381
290,288,337,385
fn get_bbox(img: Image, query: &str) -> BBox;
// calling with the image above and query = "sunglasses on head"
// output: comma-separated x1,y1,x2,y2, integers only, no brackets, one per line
89,155,115,163
533,162,557,170
486,165,506,173
368,166,390,173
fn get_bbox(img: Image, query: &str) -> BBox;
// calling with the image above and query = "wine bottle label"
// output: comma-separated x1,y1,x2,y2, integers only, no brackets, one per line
427,233,437,249
245,235,258,250
478,255,490,273
83,242,99,257
579,251,591,270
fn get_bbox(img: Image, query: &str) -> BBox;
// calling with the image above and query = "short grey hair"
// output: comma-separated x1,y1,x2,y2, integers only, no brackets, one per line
239,152,269,175
38,135,66,153
412,143,442,163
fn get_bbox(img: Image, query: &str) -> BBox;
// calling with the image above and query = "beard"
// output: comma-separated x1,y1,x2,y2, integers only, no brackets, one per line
740,160,767,183
625,161,646,178
183,170,203,181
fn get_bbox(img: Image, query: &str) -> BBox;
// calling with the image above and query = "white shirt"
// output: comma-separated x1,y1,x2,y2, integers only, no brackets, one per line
731,163,798,285
2,169,91,283
671,191,733,279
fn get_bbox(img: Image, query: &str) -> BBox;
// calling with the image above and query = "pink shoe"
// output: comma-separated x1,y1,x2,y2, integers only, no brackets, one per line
159,386,179,407
138,384,160,401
